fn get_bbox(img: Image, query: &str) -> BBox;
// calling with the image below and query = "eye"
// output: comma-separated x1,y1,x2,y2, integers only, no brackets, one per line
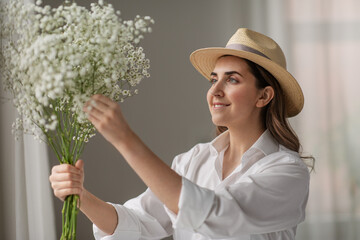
210,78,217,85
228,77,239,84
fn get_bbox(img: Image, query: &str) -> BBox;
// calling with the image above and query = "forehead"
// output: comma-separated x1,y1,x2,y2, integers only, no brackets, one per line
213,56,250,73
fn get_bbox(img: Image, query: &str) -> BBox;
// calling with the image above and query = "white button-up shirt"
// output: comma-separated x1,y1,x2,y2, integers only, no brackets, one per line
93,130,310,240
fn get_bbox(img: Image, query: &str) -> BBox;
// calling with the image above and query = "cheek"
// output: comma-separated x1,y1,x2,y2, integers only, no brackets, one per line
228,88,258,106
206,89,212,105
228,90,246,102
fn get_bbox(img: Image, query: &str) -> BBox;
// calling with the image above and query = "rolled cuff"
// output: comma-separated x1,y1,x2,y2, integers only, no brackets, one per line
173,177,215,230
93,203,141,240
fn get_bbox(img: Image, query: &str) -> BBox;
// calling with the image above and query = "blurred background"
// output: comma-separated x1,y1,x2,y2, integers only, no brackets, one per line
1,0,359,239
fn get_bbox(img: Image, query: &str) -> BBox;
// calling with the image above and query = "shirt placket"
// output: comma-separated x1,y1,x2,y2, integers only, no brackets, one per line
215,149,265,189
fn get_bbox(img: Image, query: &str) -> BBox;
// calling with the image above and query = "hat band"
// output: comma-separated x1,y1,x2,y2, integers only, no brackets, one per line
226,43,270,60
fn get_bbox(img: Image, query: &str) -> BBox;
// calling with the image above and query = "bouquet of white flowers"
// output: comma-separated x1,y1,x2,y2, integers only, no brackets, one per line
0,0,153,239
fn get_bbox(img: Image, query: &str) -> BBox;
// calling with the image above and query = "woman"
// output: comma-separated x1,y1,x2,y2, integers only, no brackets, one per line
50,28,312,240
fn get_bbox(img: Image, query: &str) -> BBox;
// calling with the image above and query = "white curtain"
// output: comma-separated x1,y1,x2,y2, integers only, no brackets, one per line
259,0,360,239
287,0,360,239
0,0,57,239
0,82,57,240
234,0,360,239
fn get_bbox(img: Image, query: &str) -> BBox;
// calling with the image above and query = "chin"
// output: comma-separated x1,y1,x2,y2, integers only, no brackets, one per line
212,118,228,127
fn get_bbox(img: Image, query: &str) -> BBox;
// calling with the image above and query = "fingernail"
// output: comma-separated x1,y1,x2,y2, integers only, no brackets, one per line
90,99,97,106
87,105,93,111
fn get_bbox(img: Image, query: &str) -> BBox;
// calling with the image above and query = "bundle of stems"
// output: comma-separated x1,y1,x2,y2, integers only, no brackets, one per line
41,99,94,240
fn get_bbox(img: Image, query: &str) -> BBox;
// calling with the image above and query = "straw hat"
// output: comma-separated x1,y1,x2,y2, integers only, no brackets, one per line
190,28,304,117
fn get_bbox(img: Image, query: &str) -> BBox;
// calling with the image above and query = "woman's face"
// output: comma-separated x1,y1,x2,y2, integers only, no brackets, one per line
207,56,264,129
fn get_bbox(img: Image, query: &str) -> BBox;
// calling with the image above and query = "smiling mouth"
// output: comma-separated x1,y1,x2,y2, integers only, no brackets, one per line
213,104,230,108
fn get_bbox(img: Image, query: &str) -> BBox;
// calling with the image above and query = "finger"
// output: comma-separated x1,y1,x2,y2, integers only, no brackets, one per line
88,98,112,113
83,100,102,113
75,159,84,171
86,111,102,127
54,188,82,201
51,179,82,189
51,164,81,174
83,103,104,127
92,94,119,108
50,172,82,183
84,104,103,118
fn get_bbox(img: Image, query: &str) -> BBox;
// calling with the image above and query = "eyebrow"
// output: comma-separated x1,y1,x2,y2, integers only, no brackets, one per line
210,71,243,77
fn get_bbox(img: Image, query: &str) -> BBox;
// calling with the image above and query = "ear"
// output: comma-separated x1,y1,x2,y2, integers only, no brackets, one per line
256,86,274,108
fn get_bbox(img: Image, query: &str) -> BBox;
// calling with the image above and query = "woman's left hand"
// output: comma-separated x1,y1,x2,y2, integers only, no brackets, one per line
84,94,182,213
83,94,130,146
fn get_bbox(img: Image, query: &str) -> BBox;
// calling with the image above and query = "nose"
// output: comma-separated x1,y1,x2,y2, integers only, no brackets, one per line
209,81,224,97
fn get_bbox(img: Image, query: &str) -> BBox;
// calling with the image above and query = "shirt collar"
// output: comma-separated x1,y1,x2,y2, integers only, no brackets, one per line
209,129,279,157
250,129,279,156
210,131,230,154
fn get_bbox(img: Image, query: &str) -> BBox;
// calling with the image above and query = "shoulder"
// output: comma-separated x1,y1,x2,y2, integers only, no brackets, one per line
242,146,310,201
264,145,307,166
171,142,212,176
256,145,310,179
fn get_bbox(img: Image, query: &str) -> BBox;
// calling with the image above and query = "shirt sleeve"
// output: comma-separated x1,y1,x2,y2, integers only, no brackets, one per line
92,145,200,240
93,188,173,240
172,158,310,238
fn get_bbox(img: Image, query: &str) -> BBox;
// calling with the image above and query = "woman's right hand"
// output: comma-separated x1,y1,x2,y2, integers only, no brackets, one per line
49,160,118,235
49,160,85,202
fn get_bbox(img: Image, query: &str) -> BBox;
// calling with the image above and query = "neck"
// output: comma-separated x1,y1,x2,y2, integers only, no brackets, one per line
221,122,265,180
226,118,265,161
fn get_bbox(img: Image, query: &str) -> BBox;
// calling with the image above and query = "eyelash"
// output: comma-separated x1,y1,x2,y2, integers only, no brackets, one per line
210,77,239,85
210,78,217,84
229,77,239,83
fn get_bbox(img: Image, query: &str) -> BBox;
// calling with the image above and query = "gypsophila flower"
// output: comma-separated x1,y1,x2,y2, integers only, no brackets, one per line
0,1,153,239
0,0,153,141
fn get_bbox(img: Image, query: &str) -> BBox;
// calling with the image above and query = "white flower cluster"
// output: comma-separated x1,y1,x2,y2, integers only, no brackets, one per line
0,0,154,142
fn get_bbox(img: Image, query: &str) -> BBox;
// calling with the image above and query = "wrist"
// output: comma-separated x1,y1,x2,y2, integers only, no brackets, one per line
78,188,89,211
114,125,136,151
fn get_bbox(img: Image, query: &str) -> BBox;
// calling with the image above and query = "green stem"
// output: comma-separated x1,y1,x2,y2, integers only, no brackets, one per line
43,102,88,239
70,124,80,162
92,62,97,93
45,133,62,162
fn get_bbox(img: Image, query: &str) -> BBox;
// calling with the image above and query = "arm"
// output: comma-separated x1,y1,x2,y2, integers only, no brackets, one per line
84,94,182,214
49,160,118,235
49,161,173,239
50,94,181,237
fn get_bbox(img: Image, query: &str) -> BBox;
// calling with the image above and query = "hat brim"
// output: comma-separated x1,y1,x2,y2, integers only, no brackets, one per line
190,47,304,117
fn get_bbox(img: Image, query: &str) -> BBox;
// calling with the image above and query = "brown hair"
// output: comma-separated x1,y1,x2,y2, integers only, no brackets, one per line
216,57,315,170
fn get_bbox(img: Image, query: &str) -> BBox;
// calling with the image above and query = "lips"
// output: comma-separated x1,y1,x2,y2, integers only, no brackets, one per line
213,102,230,108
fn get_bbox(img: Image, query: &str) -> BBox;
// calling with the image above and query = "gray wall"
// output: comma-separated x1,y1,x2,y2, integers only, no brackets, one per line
45,0,266,239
